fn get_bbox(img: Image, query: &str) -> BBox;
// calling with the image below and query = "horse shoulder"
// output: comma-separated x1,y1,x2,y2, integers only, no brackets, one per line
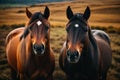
50,48,55,69
59,42,67,71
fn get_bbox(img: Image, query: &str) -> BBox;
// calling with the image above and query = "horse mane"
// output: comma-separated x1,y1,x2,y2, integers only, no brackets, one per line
69,13,86,24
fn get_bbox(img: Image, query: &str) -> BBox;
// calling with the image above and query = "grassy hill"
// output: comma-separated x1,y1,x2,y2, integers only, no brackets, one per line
0,0,120,27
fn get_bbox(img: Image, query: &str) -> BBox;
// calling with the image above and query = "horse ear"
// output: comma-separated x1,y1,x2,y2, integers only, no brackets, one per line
83,6,91,21
43,6,50,19
26,8,32,19
66,6,73,20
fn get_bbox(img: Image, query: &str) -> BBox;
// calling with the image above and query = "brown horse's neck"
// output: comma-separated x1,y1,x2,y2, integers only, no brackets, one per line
45,39,50,55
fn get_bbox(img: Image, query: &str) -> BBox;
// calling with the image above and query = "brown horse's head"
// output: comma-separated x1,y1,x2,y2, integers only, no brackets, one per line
65,6,91,63
20,6,50,55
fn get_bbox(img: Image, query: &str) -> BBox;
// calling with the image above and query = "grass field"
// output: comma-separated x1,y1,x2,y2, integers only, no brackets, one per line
0,24,120,80
0,0,120,80
0,0,120,27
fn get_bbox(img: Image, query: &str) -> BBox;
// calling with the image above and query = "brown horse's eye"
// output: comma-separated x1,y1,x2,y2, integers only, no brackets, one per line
30,33,33,38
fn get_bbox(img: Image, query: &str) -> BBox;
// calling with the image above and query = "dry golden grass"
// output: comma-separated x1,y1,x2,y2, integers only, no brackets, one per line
0,25,120,80
0,0,120,27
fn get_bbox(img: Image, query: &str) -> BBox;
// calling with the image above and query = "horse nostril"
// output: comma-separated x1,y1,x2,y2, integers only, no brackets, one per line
67,50,71,57
40,44,45,50
33,44,38,50
74,51,79,58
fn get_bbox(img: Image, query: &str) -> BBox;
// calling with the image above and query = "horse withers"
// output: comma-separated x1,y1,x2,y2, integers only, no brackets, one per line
6,6,55,80
59,6,112,80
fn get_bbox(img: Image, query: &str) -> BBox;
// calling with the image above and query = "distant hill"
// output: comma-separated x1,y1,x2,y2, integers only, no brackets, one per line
0,0,72,4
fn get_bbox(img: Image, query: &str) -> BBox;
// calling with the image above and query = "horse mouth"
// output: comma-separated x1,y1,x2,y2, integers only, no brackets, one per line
33,48,45,55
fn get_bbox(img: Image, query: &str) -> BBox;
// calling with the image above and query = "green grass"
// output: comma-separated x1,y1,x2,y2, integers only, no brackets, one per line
0,24,120,80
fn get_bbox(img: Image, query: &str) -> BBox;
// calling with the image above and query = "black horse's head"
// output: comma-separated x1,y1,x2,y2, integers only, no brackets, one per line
66,6,91,63
20,6,50,55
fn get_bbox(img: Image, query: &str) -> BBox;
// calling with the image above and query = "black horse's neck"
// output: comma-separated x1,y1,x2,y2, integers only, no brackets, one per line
87,28,100,72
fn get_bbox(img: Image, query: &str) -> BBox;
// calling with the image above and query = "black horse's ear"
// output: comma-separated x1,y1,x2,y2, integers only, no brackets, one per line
66,6,73,20
43,6,50,19
26,8,32,19
83,6,91,21
20,28,29,41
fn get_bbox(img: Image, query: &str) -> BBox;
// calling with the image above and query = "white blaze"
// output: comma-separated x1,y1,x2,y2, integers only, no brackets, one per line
37,21,42,26
75,24,79,28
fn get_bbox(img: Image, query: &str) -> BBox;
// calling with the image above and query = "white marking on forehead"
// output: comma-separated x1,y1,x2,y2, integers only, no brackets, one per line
75,24,79,28
37,20,42,26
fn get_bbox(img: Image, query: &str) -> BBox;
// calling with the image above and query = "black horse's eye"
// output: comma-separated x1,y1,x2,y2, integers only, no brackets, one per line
66,26,71,32
82,26,88,32
45,26,49,31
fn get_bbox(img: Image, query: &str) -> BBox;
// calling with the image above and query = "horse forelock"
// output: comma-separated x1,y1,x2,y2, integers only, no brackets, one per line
28,12,43,24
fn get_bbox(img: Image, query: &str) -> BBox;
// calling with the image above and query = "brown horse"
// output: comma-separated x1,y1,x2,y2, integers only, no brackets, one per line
59,6,112,80
6,6,55,80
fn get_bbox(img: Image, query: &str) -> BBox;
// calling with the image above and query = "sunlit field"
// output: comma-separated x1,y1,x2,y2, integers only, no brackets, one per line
0,0,120,80
0,25,120,80
0,0,120,27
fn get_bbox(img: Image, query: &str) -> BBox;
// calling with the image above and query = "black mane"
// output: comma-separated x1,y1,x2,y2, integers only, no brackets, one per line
69,13,86,23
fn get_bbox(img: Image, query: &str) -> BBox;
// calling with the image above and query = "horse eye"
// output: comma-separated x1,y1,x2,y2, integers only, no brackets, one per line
30,32,34,38
45,26,49,30
82,25,88,32
66,26,70,32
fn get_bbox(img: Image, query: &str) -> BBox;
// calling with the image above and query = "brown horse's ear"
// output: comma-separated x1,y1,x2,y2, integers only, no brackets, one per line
43,6,50,19
83,6,91,21
66,6,73,20
26,8,32,19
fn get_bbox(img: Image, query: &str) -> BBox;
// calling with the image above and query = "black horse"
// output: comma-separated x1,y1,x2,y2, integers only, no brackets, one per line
59,6,112,80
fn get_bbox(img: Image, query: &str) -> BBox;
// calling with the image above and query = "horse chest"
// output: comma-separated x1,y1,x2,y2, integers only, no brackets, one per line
26,56,52,78
64,56,97,78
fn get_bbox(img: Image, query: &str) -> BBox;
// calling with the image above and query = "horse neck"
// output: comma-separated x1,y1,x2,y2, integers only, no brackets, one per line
17,35,32,73
45,38,50,55
85,28,100,71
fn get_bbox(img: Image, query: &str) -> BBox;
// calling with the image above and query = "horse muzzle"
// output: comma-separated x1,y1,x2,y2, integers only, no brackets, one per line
33,43,45,55
66,50,81,63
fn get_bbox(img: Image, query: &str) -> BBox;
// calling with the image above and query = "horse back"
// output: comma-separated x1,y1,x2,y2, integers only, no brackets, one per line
6,27,24,44
92,30,111,45
6,27,24,71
